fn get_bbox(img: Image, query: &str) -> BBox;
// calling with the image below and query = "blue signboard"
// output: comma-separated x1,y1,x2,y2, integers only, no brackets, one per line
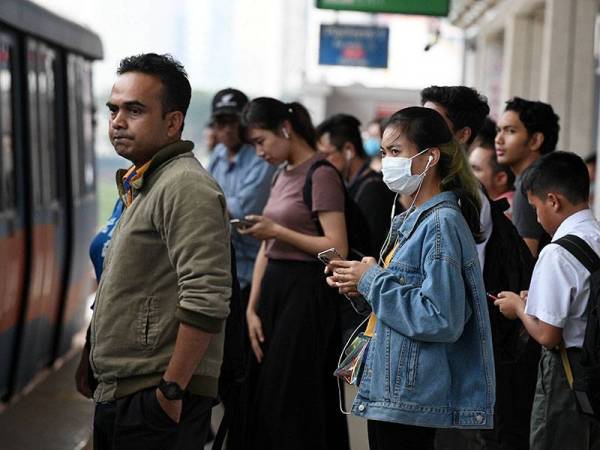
319,24,389,68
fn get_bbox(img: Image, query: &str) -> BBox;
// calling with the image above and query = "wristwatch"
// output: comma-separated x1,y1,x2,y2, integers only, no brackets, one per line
158,378,185,400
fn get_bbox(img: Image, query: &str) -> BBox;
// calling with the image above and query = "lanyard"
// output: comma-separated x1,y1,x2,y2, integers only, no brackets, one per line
364,241,399,338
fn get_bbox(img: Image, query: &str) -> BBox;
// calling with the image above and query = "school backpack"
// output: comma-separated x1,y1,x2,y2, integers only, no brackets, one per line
303,159,373,260
483,196,537,362
554,234,600,422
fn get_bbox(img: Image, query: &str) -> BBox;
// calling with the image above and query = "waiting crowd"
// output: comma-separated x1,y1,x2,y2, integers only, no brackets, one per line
77,53,600,450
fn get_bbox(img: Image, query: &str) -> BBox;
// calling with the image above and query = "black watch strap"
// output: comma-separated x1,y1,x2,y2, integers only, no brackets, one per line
158,378,185,400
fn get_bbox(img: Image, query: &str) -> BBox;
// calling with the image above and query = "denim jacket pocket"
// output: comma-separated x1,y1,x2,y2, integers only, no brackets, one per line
136,296,159,349
384,328,421,400
403,339,420,389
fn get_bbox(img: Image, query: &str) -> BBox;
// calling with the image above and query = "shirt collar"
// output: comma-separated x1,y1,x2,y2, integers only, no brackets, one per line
552,208,595,241
115,140,194,206
121,161,152,207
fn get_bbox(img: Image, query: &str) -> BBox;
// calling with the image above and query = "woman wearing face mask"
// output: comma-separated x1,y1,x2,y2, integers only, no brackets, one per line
237,97,350,450
327,107,496,450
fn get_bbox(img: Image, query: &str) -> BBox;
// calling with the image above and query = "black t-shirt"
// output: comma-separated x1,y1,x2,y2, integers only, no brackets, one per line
513,176,550,246
348,165,398,256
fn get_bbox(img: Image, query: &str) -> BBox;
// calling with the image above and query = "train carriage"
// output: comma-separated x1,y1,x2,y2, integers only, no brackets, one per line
0,0,102,400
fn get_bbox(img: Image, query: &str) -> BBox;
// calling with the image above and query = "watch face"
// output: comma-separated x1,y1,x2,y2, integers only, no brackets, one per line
160,379,184,400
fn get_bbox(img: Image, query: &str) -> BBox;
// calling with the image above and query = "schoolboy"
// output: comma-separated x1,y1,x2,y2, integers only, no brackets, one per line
495,151,600,450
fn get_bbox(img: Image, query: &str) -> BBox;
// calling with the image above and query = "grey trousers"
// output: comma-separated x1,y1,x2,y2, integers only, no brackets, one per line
530,348,600,450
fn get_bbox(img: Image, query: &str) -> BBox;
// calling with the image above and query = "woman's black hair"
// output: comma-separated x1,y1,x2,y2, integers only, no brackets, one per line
241,97,316,148
384,106,483,241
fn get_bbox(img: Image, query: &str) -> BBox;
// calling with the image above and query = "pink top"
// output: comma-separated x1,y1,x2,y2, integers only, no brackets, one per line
263,153,345,261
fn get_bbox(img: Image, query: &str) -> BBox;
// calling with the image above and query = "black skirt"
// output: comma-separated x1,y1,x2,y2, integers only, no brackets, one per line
246,259,350,450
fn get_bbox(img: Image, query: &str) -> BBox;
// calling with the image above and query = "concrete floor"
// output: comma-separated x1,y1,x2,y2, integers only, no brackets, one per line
0,352,370,450
0,352,94,450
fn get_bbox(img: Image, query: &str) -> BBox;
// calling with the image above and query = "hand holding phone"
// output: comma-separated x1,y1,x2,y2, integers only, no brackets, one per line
318,248,343,265
486,292,499,302
230,218,255,230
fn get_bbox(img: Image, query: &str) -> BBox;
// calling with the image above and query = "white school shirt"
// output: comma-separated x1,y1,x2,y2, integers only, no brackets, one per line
525,209,600,348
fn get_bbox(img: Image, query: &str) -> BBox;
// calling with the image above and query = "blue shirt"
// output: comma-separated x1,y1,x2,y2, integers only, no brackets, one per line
208,143,276,288
89,199,124,282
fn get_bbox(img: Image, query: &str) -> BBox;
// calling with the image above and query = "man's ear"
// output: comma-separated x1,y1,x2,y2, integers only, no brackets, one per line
166,111,185,137
455,127,472,146
546,192,562,212
528,132,545,153
342,142,356,160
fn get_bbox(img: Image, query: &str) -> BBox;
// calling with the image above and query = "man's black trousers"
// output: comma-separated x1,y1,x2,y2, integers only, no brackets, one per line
93,387,213,450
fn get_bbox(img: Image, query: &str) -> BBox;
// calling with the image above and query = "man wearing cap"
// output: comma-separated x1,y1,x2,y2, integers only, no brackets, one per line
208,88,275,302
207,90,273,445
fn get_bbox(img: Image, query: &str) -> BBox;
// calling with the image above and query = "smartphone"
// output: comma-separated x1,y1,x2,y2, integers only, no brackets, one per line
317,248,343,265
230,218,255,230
486,292,499,302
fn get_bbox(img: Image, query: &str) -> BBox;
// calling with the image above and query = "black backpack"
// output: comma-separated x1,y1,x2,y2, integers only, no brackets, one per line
303,159,373,260
302,160,374,342
483,197,537,362
554,234,600,421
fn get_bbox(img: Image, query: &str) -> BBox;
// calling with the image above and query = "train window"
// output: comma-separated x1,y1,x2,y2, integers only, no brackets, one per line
28,40,58,206
0,40,14,212
39,44,58,203
26,40,42,207
67,55,80,198
67,55,95,197
81,60,95,194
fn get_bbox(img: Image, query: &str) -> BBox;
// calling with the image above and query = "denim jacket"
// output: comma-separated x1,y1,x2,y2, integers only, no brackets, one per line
355,191,496,429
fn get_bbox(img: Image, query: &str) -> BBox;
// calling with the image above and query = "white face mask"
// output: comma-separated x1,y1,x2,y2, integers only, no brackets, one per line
381,148,433,195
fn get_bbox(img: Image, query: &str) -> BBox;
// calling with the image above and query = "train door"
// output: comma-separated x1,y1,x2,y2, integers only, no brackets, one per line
0,32,24,399
12,39,68,390
54,54,96,358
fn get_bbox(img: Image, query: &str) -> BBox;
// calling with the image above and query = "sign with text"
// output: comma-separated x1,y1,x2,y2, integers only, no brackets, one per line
316,0,449,17
319,24,389,68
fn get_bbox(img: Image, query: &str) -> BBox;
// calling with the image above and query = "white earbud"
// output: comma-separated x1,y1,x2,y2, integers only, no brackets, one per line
282,128,290,139
428,155,433,163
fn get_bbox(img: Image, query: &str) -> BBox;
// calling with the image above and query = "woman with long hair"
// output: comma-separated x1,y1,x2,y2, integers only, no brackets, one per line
238,97,349,450
327,106,495,450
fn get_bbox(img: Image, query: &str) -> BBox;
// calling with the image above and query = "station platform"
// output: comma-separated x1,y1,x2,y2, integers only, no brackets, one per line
0,348,369,450
0,349,94,450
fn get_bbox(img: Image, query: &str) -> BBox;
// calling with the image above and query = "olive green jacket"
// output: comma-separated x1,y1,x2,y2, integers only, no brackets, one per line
90,140,231,402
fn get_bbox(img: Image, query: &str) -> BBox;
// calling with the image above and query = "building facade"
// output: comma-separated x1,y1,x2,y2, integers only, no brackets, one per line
452,0,598,153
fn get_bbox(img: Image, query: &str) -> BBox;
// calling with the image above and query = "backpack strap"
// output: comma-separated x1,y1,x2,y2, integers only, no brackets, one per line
559,341,575,389
554,234,600,274
302,159,345,235
553,234,600,390
352,169,380,202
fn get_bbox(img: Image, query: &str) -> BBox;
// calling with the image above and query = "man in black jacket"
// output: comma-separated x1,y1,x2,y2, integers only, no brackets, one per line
316,114,396,256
